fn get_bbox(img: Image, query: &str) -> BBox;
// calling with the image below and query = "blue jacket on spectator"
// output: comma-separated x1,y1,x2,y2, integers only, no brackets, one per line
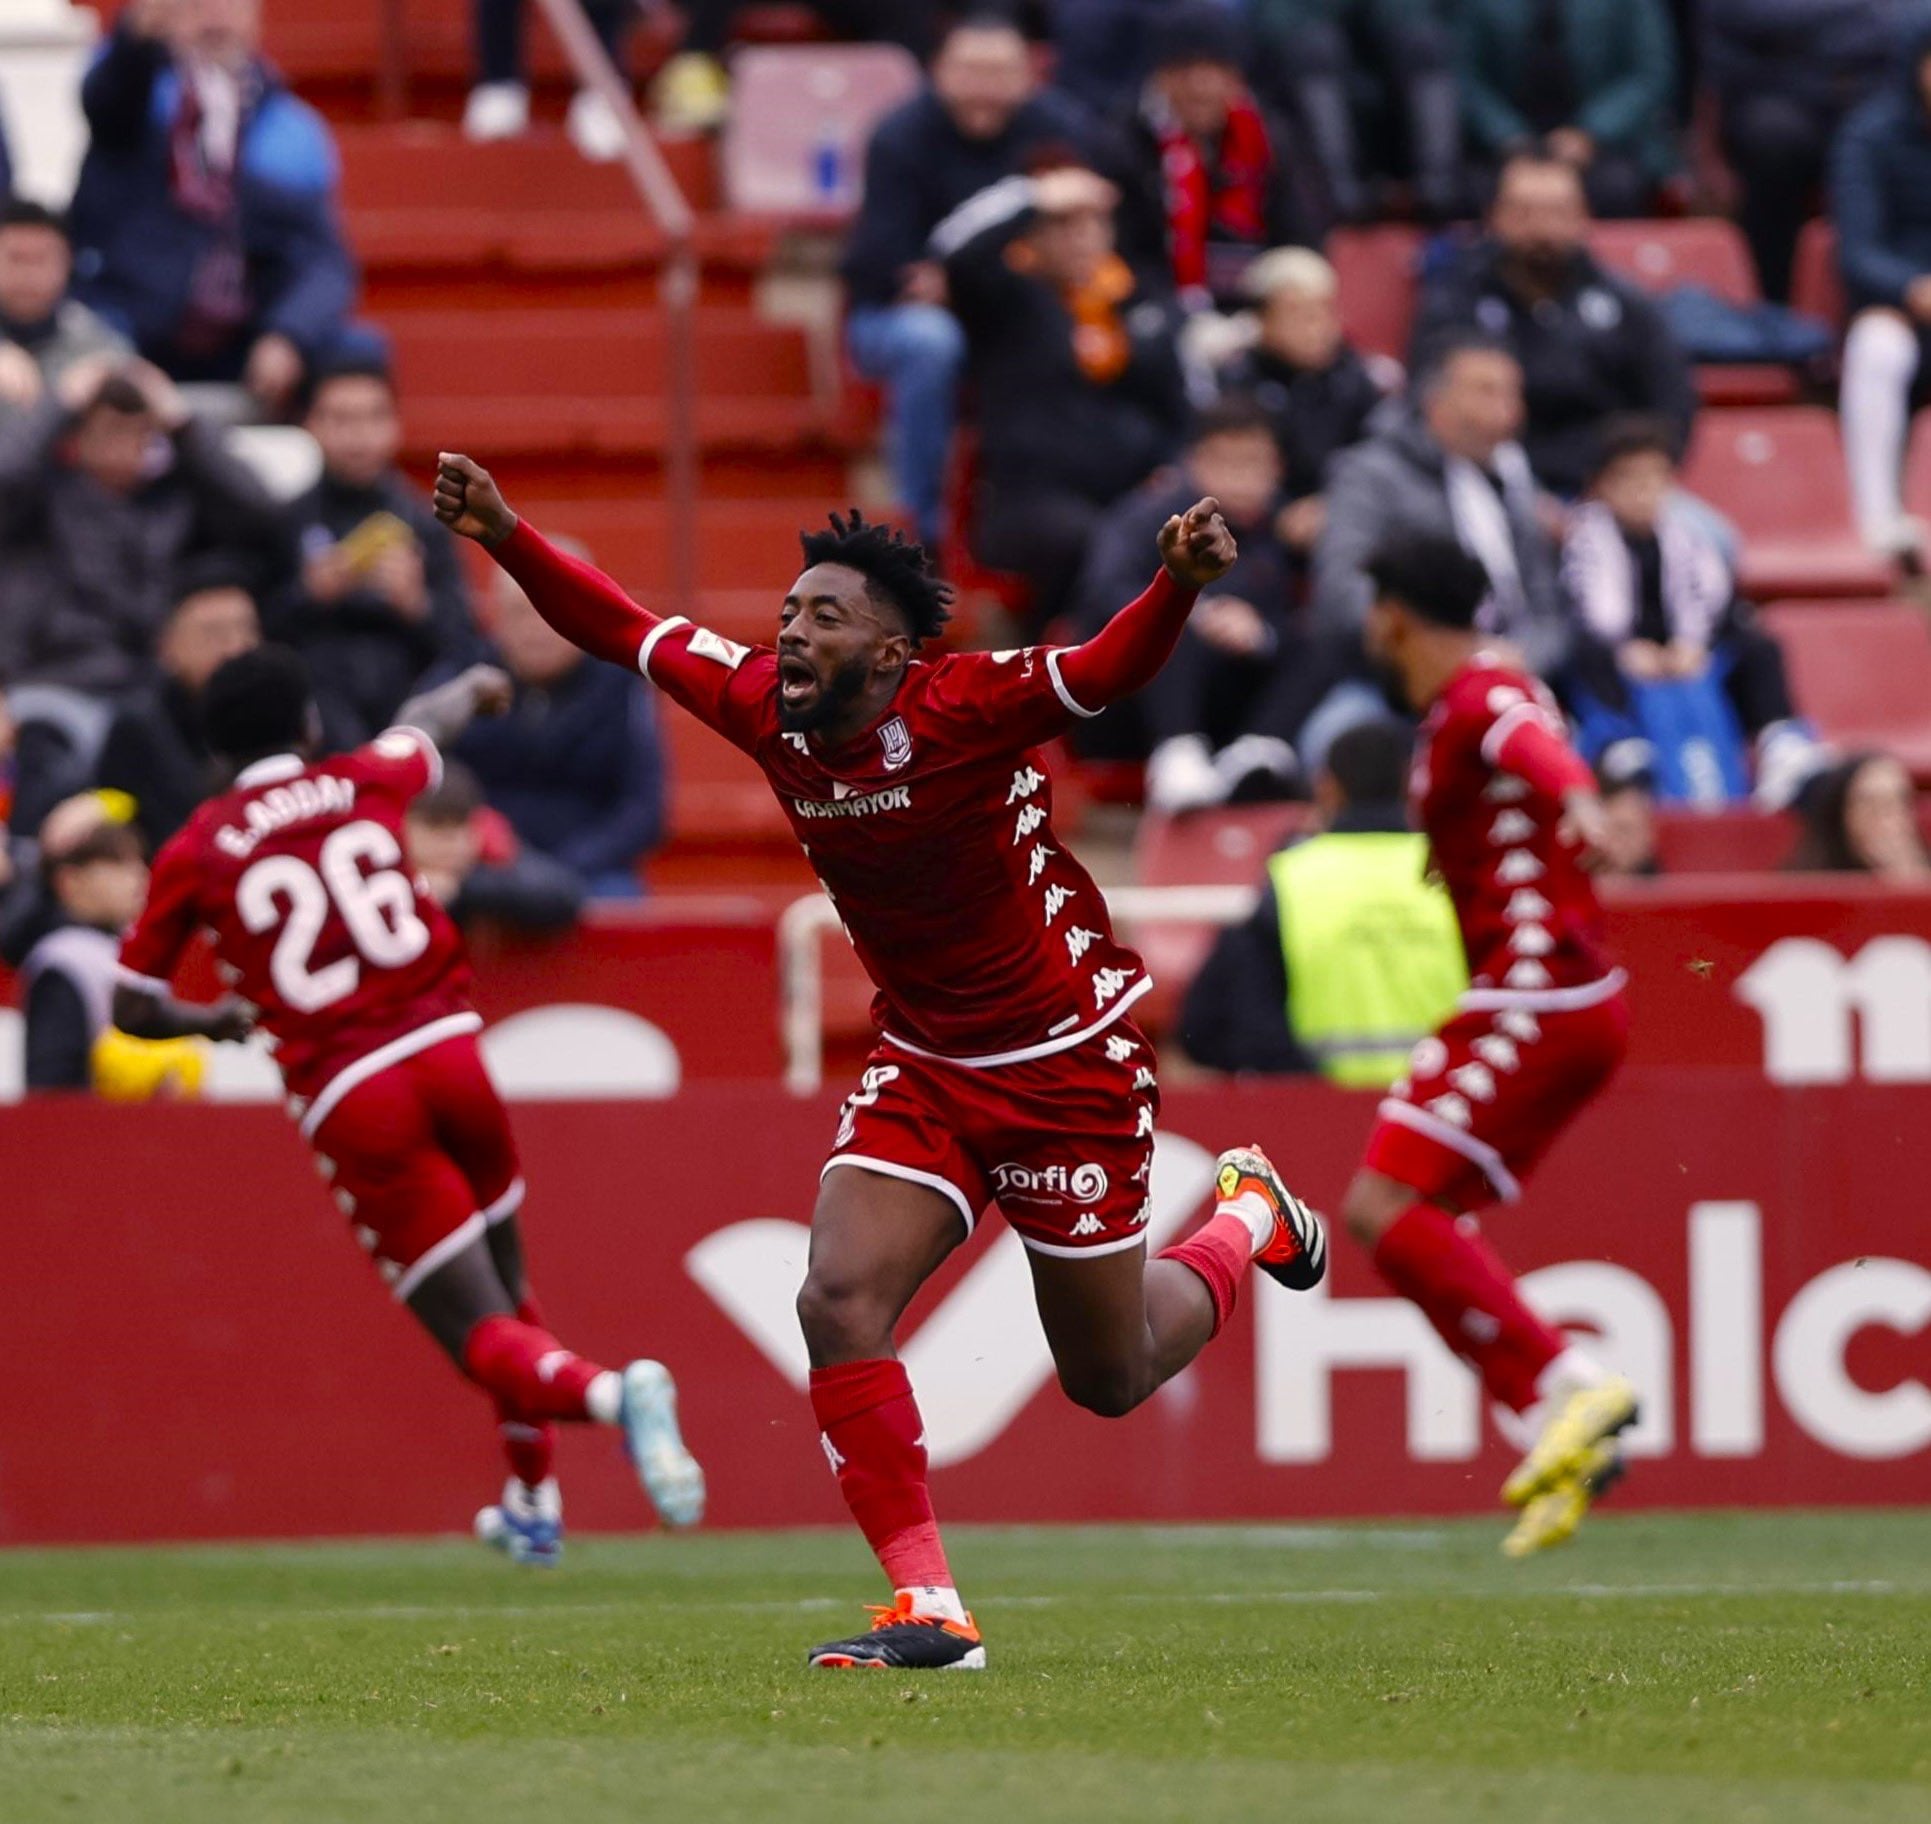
443,653,666,892
1831,13,1931,310
69,22,355,380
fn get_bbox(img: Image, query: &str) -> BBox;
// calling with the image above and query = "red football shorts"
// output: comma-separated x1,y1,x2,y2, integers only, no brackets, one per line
309,1032,523,1299
1364,989,1630,1210
824,1021,1160,1257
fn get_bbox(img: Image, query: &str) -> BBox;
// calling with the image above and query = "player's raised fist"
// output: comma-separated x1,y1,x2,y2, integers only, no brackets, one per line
434,453,517,547
1158,496,1238,589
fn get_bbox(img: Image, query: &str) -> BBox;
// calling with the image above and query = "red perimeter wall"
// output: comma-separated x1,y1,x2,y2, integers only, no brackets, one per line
6,1073,1927,1545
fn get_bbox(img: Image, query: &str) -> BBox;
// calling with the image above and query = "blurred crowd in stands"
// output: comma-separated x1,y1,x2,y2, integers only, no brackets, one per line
6,0,1931,1089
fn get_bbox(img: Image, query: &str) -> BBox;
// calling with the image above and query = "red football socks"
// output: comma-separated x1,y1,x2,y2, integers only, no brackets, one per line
1372,1203,1565,1412
808,1359,953,1591
1156,1209,1254,1337
463,1314,607,1422
496,1407,557,1487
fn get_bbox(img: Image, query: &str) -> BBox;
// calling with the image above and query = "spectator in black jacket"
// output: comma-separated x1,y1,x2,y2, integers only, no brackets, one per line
842,13,1091,547
1096,2,1324,311
0,357,288,804
270,355,475,745
1411,151,1697,497
0,201,133,428
447,564,666,898
942,164,1188,628
69,0,357,416
1074,398,1316,808
1834,14,1931,565
1214,245,1389,553
95,559,261,851
1704,0,1900,301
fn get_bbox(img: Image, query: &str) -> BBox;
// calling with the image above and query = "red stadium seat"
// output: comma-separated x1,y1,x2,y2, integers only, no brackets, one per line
1679,409,1892,598
1903,415,1931,521
1133,806,1316,888
1589,218,1760,306
721,45,922,216
1330,225,1423,362
1791,220,1846,332
1759,601,1931,782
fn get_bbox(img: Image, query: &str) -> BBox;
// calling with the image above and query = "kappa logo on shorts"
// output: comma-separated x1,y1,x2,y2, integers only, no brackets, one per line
1071,1213,1105,1238
992,1161,1109,1202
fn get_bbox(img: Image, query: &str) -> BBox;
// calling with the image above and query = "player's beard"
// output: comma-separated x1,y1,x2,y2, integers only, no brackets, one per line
1369,656,1417,718
777,653,871,734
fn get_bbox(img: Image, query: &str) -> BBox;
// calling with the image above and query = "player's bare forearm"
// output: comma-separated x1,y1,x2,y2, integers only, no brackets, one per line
111,985,255,1044
395,665,513,750
1054,499,1236,710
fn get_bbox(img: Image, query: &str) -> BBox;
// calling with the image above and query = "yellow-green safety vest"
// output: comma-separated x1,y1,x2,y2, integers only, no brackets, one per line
1267,831,1468,1090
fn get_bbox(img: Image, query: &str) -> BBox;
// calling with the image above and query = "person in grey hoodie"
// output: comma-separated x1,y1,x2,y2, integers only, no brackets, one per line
1833,10,1931,563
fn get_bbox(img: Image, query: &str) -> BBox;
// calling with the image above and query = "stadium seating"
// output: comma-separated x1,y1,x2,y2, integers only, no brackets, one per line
1791,220,1846,332
1759,601,1931,782
721,45,922,216
1679,409,1892,599
1328,225,1423,361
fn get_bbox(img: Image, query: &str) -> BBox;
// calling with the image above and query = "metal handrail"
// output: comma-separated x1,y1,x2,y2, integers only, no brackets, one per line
372,0,701,615
530,0,700,620
778,886,1260,1094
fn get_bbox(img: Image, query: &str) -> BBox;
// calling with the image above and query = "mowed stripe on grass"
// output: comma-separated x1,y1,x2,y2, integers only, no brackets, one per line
3,1512,1928,1824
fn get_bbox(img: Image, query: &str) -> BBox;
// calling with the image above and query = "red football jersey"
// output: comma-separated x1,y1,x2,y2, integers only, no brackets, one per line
639,616,1148,1062
1412,655,1618,1001
117,730,476,1117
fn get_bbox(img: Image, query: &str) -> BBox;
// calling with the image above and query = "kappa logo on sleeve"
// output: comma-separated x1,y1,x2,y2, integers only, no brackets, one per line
687,627,749,671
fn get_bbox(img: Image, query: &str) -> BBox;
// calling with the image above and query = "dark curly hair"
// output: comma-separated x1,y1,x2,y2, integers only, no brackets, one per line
201,645,315,763
799,508,953,647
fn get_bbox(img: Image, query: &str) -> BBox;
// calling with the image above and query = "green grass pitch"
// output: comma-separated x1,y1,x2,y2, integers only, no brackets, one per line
4,1511,1927,1823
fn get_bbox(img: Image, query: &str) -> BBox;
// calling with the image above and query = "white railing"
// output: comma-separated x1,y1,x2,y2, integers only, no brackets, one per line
779,885,1259,1093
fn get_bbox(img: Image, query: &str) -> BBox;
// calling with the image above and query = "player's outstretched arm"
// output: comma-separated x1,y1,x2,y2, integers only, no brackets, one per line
1053,498,1237,711
110,984,255,1045
395,664,513,750
434,452,664,670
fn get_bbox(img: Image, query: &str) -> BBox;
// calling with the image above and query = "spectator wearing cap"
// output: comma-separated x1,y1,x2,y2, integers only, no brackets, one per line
1703,0,1897,302
0,355,288,799
18,792,205,1095
1562,413,1825,808
95,562,261,851
1248,0,1467,224
441,562,666,899
403,759,585,934
269,356,476,746
1411,150,1697,498
0,202,131,427
1095,2,1325,311
842,12,1091,548
1314,333,1576,691
1074,398,1314,810
1834,14,1931,568
940,163,1187,628
1179,718,1466,1081
1212,245,1391,552
1788,752,1930,877
70,0,357,417
1453,0,1680,218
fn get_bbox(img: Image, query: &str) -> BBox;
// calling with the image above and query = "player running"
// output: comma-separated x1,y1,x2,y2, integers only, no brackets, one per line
432,453,1327,1670
1337,533,1639,1558
111,649,705,1563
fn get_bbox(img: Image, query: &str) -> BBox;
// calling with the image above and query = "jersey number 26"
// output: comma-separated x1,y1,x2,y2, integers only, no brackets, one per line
236,820,431,1012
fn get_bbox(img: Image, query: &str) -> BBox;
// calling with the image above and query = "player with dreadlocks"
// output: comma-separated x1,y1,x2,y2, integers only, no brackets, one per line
433,454,1327,1670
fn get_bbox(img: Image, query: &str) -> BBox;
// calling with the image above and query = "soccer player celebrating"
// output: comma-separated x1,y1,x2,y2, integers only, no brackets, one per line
1341,532,1639,1557
112,648,705,1563
432,454,1327,1669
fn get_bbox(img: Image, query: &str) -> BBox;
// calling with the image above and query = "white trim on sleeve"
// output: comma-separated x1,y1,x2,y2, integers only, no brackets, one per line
379,725,444,791
821,1154,977,1237
1458,969,1627,1014
1480,700,1556,769
113,963,175,998
638,615,692,681
480,1177,527,1226
1044,648,1101,719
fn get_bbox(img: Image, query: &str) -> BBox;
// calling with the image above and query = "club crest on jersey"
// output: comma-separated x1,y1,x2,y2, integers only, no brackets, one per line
879,715,914,772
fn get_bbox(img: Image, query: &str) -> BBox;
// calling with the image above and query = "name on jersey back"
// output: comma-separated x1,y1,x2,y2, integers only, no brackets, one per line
214,774,357,859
